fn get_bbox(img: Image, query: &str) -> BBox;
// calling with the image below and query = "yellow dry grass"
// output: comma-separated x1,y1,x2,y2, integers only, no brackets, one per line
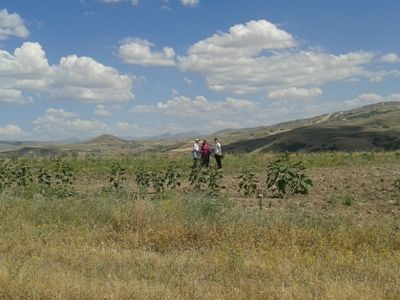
0,194,399,299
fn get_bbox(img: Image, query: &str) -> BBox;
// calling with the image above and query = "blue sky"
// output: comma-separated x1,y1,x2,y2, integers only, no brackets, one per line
0,0,399,141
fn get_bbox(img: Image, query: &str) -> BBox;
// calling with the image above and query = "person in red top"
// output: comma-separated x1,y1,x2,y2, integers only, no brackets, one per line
201,140,211,167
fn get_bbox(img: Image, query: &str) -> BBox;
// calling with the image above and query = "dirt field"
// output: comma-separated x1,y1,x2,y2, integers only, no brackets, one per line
226,162,400,216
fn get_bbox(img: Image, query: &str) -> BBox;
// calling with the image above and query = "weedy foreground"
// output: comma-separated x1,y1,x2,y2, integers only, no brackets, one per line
0,152,399,299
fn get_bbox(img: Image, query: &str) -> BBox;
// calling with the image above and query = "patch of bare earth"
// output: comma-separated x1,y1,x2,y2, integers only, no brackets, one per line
226,162,400,218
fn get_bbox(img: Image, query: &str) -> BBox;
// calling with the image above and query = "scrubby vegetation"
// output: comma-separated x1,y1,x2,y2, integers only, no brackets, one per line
0,152,399,299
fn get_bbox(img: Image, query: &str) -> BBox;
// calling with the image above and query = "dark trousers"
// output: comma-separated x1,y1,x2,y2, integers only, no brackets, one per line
214,154,222,169
202,154,210,167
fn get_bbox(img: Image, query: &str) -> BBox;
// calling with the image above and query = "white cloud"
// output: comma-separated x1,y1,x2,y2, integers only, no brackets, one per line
94,105,112,117
0,9,29,40
182,19,295,56
50,55,134,102
380,53,400,63
0,42,50,77
130,94,261,132
0,124,27,140
179,19,375,95
33,108,107,140
344,93,383,107
129,93,345,134
180,0,199,7
152,95,257,118
119,38,176,66
0,88,33,104
184,77,193,85
268,87,322,100
0,42,134,104
116,121,139,131
344,92,400,108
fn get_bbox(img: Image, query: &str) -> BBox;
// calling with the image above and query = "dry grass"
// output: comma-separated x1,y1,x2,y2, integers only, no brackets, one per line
0,192,399,299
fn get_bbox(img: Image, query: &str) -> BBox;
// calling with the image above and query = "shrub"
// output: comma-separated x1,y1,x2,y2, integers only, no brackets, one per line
164,167,182,190
136,168,151,194
208,166,225,198
238,171,258,196
54,159,75,197
266,153,313,198
188,161,208,191
0,159,15,191
108,162,126,190
150,171,166,194
37,167,52,195
14,163,33,187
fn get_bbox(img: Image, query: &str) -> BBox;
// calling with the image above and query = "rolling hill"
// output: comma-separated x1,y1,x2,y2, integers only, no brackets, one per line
221,102,400,153
1,101,400,157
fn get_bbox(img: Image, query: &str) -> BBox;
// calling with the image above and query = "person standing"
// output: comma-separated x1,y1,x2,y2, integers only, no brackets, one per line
214,137,223,169
192,139,200,161
201,140,211,167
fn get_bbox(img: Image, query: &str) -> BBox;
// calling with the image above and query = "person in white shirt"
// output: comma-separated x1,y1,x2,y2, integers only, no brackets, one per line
213,137,222,169
192,139,200,161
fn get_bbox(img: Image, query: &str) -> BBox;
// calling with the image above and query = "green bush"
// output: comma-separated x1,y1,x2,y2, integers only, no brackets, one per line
188,161,208,191
266,153,313,198
208,166,225,198
108,162,126,190
238,170,258,196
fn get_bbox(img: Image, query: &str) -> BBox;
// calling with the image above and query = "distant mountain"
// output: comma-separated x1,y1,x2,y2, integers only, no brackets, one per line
0,140,56,152
221,101,400,153
84,134,128,146
2,102,400,157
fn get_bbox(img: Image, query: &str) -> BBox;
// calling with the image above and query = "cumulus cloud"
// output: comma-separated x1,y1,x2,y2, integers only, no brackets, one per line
0,42,134,104
180,0,199,7
182,19,296,56
33,108,107,140
50,55,133,102
380,53,400,63
119,38,176,66
130,95,257,118
179,19,376,96
268,87,322,100
0,124,27,140
0,9,29,40
0,42,50,77
130,94,262,132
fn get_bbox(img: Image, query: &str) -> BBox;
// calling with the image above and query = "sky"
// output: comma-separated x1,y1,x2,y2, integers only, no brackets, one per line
0,0,400,141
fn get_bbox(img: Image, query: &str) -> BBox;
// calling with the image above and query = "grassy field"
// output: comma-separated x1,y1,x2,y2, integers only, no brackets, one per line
0,152,399,299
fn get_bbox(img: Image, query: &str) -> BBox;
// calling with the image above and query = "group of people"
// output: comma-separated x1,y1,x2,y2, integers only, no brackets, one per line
192,138,223,169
